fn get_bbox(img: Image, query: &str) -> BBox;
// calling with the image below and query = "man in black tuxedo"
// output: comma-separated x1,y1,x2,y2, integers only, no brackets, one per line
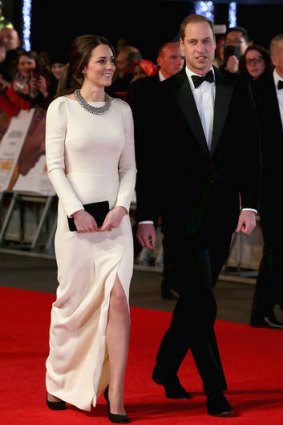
135,14,260,416
249,34,283,330
130,41,184,300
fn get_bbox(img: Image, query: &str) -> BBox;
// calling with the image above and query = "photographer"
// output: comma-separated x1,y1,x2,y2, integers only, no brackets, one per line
222,26,251,74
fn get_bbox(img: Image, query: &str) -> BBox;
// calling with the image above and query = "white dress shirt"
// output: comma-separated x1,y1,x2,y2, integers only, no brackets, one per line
158,70,167,82
273,69,283,127
185,66,215,150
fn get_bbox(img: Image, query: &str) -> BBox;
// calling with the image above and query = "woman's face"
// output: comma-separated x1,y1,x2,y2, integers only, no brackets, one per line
245,49,266,80
51,62,65,80
83,44,116,87
18,55,36,77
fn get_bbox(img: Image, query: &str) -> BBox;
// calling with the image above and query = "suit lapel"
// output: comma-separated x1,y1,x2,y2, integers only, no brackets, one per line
173,68,235,156
175,70,209,155
210,68,234,155
260,75,281,122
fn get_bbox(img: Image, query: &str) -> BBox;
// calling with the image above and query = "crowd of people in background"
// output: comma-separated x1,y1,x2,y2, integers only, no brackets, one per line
0,26,64,115
0,20,278,116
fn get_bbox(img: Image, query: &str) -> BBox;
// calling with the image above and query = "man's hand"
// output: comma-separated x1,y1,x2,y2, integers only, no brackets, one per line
225,55,239,73
136,223,156,250
235,210,257,235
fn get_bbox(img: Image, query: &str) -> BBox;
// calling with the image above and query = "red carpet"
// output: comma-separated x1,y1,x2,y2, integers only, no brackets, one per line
1,286,283,425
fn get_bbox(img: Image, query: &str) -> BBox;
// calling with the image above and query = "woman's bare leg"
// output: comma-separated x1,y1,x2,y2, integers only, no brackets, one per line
46,394,62,402
106,275,130,415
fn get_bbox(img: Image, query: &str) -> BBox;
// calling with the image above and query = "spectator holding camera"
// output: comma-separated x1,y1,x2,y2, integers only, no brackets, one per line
4,50,53,191
6,50,53,110
222,26,251,74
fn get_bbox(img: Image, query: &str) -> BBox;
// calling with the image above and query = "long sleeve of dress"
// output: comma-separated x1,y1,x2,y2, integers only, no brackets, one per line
116,100,136,212
45,97,85,216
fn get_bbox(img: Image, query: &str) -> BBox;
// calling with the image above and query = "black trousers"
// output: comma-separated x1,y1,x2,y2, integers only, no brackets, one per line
250,211,283,321
156,231,232,395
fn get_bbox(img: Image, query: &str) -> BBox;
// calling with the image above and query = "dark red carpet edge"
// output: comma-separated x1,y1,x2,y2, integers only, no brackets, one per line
0,286,283,425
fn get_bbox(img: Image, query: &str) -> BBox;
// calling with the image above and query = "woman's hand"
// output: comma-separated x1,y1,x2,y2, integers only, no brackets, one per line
37,75,49,97
99,206,127,232
72,209,99,232
72,206,127,233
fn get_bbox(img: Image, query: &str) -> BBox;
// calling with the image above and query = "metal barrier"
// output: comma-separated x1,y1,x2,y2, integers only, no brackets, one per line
0,191,57,255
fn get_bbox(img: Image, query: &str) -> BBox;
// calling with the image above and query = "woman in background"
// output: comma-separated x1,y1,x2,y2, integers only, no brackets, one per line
7,50,52,110
239,44,273,80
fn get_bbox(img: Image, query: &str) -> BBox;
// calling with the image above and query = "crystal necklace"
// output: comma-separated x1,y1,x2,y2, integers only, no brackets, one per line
74,89,111,115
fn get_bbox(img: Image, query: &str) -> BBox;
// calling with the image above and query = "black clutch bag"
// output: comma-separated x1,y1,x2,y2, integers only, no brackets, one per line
67,200,110,231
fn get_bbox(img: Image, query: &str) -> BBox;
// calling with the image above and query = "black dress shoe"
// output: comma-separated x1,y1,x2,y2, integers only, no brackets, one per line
250,316,283,329
104,386,129,423
206,392,233,416
152,364,190,399
46,394,66,410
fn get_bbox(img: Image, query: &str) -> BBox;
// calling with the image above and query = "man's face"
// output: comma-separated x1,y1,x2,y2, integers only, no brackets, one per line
115,51,129,78
0,28,20,51
271,40,283,77
158,43,184,78
180,21,216,75
225,31,248,56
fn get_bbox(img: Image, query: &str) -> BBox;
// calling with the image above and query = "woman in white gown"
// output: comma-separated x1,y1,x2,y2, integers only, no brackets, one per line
45,34,136,423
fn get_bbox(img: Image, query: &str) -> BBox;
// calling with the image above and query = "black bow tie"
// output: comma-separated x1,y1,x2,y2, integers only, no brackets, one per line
192,70,214,88
278,80,283,90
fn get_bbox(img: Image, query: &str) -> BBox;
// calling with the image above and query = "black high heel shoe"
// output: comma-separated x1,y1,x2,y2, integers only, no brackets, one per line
104,386,129,423
46,393,66,410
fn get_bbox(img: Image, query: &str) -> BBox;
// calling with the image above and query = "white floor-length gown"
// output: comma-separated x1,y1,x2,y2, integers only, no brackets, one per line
45,95,136,411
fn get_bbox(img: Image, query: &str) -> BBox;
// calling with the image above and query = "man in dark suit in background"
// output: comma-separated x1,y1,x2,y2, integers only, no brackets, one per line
130,40,184,300
221,26,250,74
249,34,283,330
135,14,260,417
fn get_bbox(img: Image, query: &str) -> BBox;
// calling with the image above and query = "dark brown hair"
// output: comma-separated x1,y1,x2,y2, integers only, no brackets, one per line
239,44,273,79
56,34,115,97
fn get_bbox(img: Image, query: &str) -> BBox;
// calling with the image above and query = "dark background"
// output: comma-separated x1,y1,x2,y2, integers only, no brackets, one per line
6,0,283,62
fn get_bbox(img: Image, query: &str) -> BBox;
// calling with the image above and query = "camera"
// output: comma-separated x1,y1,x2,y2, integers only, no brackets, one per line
223,45,241,62
32,72,40,81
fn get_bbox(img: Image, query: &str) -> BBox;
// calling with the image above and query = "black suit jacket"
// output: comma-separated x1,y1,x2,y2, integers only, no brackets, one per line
130,73,161,168
134,66,260,237
130,73,161,101
251,73,283,212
